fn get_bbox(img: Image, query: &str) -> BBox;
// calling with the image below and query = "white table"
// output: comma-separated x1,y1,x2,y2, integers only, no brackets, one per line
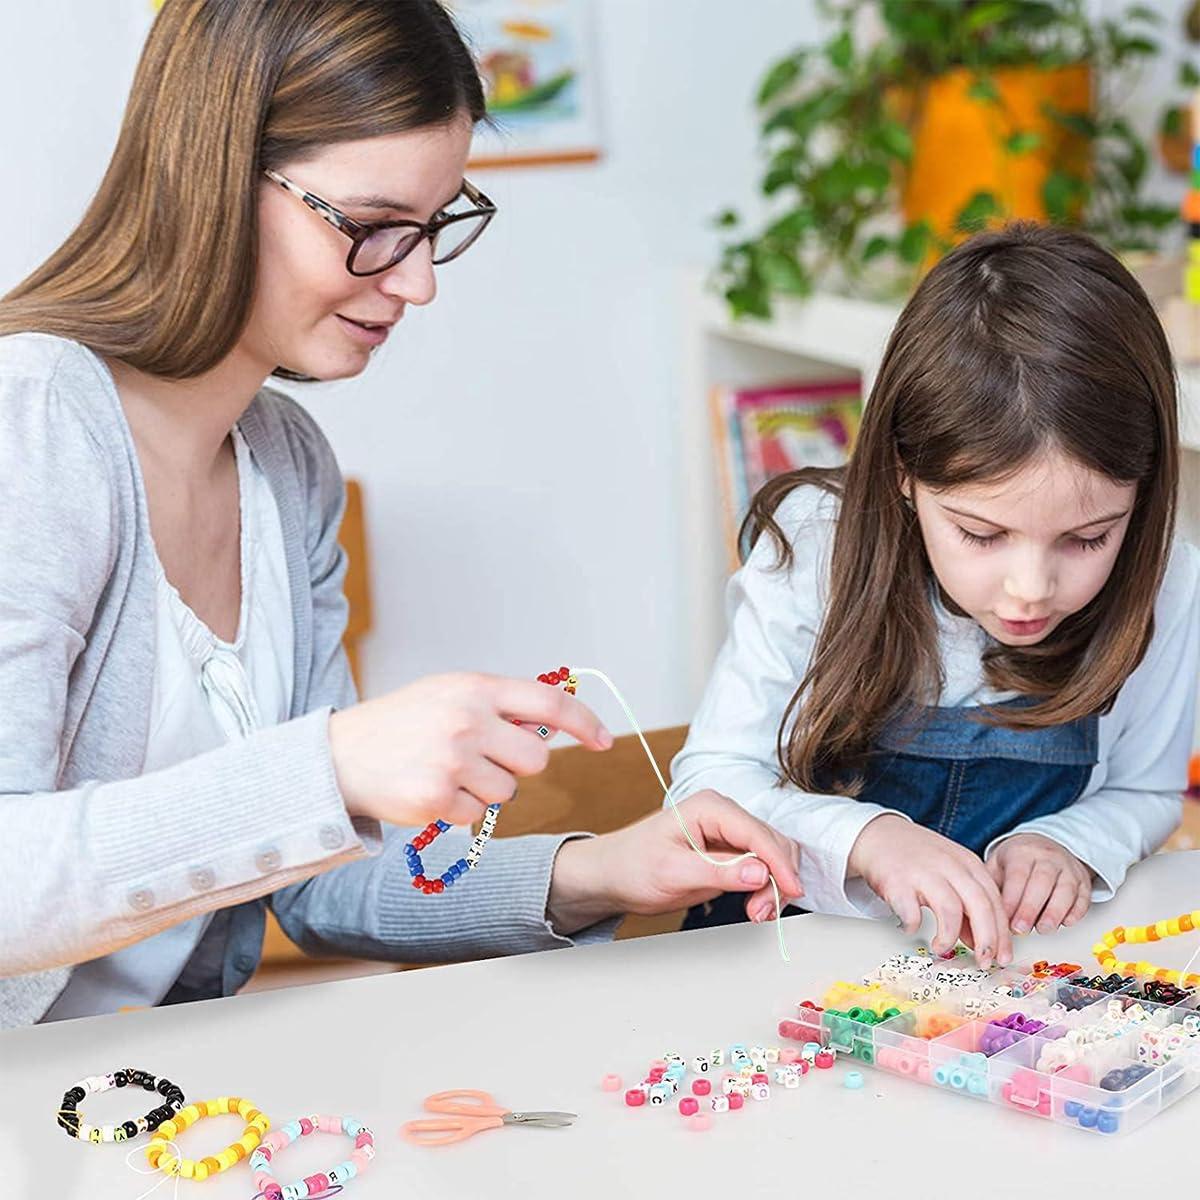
5,850,1199,1199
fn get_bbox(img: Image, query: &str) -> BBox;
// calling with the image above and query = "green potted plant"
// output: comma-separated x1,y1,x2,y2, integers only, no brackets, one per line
717,0,1178,318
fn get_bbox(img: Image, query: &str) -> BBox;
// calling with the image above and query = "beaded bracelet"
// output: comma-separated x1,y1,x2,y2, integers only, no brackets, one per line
57,1069,184,1142
1093,910,1200,987
406,666,575,895
145,1096,269,1180
250,1115,375,1199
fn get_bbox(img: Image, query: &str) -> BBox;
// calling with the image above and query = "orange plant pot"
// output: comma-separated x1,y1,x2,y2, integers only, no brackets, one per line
897,63,1092,244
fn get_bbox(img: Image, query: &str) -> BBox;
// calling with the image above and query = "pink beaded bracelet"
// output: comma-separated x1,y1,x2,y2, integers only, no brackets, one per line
248,1115,374,1200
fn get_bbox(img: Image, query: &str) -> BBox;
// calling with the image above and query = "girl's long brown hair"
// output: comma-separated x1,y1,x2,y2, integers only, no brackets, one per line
744,222,1178,794
0,0,485,379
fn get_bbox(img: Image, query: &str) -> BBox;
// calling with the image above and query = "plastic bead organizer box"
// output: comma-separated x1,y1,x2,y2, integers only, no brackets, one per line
778,949,1200,1136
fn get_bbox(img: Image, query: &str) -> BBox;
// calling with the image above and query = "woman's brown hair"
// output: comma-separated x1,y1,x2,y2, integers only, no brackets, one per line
0,0,485,378
744,222,1178,794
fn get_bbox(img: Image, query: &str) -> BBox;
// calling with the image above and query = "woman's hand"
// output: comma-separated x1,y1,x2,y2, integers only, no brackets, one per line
328,673,612,828
986,833,1094,935
848,815,1012,968
545,790,804,935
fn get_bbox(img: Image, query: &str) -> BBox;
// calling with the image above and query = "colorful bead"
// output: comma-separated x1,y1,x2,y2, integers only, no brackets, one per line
678,1097,699,1116
600,1075,622,1092
250,1114,373,1197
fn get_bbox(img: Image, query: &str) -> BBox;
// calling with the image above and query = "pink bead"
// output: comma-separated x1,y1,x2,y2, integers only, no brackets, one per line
815,1050,835,1069
601,1074,622,1092
688,1114,713,1132
253,1173,273,1190
692,1079,711,1096
350,1149,371,1170
751,1072,768,1085
625,1089,646,1107
319,1115,341,1134
259,1146,274,1161
304,1175,329,1195
649,1059,667,1072
355,1132,373,1148
728,1093,744,1111
299,1118,314,1136
678,1097,699,1116
779,1048,801,1064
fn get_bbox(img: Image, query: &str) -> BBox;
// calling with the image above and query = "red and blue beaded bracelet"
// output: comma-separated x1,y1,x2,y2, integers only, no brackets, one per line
404,667,575,895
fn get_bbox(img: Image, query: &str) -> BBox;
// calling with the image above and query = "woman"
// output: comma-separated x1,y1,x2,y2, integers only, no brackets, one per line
0,0,802,1028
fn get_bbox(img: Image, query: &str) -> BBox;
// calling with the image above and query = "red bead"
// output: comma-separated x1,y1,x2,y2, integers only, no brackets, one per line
559,666,569,677
778,1020,802,1040
727,1093,744,1111
624,1089,646,1107
537,674,549,683
647,1068,665,1082
678,1097,699,1116
299,1118,313,1136
304,1176,329,1196
692,1079,711,1096
422,883,435,894
411,876,426,889
751,1072,768,1085
355,1132,372,1148
432,879,445,893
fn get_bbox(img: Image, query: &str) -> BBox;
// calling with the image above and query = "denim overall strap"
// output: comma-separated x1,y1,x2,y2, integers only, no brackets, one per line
859,698,1099,857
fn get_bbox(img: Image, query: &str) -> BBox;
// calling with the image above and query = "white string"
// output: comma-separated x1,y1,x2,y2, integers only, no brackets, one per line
1177,940,1200,990
123,1136,181,1200
573,666,792,962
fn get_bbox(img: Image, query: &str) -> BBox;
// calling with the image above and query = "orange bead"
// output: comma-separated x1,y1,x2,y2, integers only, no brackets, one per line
1182,914,1194,933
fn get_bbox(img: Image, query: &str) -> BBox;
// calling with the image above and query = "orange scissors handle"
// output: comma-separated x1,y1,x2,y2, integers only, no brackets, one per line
400,1113,505,1146
424,1089,511,1117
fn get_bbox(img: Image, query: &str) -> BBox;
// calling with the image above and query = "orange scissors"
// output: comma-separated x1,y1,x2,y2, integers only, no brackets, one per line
400,1089,577,1147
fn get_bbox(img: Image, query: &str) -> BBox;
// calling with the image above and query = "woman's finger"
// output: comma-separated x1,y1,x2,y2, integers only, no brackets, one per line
482,718,552,777
997,854,1034,926
949,865,1008,968
917,878,965,956
458,757,518,807
490,677,613,750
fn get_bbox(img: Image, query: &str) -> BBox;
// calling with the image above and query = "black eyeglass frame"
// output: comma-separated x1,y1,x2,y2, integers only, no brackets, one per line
264,168,497,276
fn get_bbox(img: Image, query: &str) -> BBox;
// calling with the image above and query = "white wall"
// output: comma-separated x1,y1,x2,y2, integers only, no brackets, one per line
0,0,816,735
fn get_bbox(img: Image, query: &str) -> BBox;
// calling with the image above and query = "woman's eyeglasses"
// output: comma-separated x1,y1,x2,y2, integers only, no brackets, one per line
264,168,497,277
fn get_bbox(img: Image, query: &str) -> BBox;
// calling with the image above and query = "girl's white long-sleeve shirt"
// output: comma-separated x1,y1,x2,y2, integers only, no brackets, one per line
670,486,1200,920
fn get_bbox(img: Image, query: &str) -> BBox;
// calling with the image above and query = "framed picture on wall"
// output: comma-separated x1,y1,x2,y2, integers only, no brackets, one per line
450,0,603,168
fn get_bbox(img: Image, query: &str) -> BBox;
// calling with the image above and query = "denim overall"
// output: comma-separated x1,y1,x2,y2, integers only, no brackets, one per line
682,698,1099,930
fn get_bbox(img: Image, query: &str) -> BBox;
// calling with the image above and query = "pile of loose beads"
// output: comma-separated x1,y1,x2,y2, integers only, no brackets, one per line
1125,979,1194,1006
57,1069,184,1142
1093,911,1200,986
1136,1014,1200,1068
620,1043,829,1128
250,1115,374,1199
1036,999,1155,1073
1062,974,1135,1008
145,1096,268,1180
979,1012,1046,1055
405,666,573,894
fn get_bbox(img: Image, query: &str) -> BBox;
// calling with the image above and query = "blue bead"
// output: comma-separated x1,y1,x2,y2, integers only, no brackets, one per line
1097,1111,1120,1134
1064,1100,1081,1118
408,863,421,876
404,843,417,854
441,874,453,885
436,820,451,832
456,858,468,872
1078,1106,1099,1128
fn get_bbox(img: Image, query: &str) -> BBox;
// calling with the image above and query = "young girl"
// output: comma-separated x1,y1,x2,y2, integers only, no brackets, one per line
673,222,1199,969
0,0,802,1028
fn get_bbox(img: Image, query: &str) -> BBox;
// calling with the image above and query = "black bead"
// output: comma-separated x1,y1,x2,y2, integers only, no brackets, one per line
122,1120,138,1139
66,1086,86,1104
156,1078,175,1096
114,1071,128,1087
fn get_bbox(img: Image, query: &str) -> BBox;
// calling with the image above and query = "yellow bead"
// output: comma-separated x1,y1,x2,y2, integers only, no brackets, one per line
218,1149,236,1169
215,1097,230,1114
180,1160,195,1180
1102,932,1118,949
237,1098,253,1118
239,1133,257,1152
159,1156,177,1175
1136,960,1154,976
1168,919,1181,937
1191,911,1200,928
194,1163,209,1182
159,1121,177,1140
1155,920,1171,939
180,1105,200,1124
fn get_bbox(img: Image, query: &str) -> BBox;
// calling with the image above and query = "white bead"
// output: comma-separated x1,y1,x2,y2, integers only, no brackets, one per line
709,1048,725,1067
710,1096,729,1113
722,1076,739,1095
773,1068,789,1084
751,1084,770,1101
765,1047,780,1063
691,1056,709,1074
784,1072,800,1090
101,1125,115,1142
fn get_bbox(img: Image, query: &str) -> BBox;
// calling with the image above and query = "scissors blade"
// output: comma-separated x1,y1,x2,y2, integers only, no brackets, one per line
504,1111,578,1128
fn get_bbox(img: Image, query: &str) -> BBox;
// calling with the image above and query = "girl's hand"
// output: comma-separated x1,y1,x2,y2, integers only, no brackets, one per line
985,833,1094,935
848,815,1013,968
546,791,805,934
328,673,613,828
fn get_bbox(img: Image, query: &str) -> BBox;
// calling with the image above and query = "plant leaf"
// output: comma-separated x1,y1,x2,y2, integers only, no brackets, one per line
757,55,803,107
1005,130,1042,155
955,191,1002,233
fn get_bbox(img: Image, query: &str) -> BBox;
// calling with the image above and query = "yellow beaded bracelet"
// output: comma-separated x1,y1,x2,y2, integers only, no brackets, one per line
145,1096,269,1181
1092,910,1200,988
